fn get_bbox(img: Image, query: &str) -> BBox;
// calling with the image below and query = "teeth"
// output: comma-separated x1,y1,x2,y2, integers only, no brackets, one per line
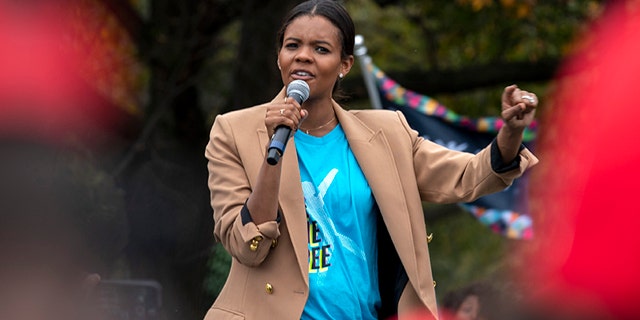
295,71,311,76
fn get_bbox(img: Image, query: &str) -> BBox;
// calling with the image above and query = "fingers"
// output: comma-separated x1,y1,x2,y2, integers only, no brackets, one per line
265,97,305,136
502,103,527,121
503,85,538,117
513,89,538,109
506,85,538,108
502,84,518,109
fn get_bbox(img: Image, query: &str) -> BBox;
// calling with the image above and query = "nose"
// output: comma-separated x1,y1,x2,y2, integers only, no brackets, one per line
295,45,313,63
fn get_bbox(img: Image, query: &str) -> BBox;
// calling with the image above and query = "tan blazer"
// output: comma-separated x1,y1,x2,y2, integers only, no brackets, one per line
204,90,537,320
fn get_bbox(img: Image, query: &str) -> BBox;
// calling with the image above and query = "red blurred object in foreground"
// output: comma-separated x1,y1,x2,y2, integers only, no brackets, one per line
521,2,640,319
0,1,125,143
0,3,78,139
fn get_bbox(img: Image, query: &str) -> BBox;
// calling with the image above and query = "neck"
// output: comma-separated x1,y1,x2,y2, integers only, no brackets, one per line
301,96,336,127
300,96,338,136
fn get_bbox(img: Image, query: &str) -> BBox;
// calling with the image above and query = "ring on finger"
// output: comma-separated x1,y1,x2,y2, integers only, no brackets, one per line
280,109,285,116
522,95,535,103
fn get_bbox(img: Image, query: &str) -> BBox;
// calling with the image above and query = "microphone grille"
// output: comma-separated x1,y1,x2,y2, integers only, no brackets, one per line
286,80,310,104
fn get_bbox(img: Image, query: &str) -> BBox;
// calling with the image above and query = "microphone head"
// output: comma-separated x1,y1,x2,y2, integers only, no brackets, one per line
286,80,310,105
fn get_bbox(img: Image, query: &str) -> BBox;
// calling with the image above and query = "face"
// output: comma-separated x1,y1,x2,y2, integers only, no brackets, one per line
278,15,353,102
455,295,480,320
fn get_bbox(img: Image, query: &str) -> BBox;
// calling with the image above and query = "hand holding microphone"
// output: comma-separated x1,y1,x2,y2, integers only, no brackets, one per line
266,80,310,165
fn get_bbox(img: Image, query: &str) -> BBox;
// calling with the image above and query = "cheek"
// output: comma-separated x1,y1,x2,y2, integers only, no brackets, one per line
276,53,285,70
277,52,288,78
277,50,292,65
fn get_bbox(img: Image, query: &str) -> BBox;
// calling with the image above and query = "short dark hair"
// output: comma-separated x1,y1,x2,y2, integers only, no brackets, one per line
276,0,355,98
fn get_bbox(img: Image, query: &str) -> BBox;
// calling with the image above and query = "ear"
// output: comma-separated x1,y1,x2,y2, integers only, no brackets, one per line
277,59,281,70
340,55,354,77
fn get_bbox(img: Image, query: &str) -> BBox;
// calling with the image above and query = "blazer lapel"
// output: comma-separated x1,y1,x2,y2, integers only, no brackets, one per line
257,91,309,286
334,103,419,281
279,141,309,285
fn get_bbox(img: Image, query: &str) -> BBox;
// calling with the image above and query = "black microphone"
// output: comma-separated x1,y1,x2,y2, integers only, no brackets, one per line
266,80,310,165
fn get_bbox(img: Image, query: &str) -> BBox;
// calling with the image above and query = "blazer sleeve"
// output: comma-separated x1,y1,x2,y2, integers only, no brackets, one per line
395,111,538,204
205,114,279,267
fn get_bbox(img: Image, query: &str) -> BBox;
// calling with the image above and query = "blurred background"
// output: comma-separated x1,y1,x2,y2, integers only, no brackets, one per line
0,0,610,319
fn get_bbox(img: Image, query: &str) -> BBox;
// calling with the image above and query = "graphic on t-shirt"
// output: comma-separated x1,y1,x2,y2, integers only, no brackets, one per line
296,125,380,320
302,168,366,273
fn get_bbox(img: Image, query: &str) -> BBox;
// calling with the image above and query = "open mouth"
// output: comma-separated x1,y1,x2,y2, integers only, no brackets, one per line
291,70,314,80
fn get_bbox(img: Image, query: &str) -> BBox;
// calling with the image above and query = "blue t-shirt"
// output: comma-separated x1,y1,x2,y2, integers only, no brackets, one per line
295,125,380,320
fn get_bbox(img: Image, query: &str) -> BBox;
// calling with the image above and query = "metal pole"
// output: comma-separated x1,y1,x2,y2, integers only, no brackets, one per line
354,35,383,110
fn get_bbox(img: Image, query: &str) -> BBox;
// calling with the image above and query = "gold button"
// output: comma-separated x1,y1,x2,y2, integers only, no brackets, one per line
249,236,263,252
427,233,434,244
433,281,437,288
271,238,278,248
265,283,273,294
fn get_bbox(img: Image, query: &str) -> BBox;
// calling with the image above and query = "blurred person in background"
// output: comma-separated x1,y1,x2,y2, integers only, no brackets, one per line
440,283,513,320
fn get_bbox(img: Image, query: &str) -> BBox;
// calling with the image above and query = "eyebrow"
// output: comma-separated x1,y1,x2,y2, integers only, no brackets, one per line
284,37,335,48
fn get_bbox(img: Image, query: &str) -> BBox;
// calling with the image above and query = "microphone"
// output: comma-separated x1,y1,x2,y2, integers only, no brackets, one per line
266,80,310,165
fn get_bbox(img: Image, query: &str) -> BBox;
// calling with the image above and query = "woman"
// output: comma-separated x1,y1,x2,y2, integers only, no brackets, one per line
204,1,538,319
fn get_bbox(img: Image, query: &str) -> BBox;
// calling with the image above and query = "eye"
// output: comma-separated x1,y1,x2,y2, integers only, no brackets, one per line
284,42,298,49
316,46,330,54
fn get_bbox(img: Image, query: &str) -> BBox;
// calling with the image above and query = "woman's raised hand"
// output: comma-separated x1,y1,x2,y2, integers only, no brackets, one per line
501,84,538,132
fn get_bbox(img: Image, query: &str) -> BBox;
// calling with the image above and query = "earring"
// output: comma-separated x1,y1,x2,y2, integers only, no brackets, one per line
277,60,281,70
339,73,344,79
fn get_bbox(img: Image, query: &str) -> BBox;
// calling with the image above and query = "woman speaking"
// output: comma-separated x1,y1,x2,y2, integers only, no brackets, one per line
204,1,538,319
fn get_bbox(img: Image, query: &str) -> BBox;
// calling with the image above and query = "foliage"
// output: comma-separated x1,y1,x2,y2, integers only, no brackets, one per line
344,0,602,118
203,243,232,299
425,206,508,301
349,0,602,72
67,0,146,115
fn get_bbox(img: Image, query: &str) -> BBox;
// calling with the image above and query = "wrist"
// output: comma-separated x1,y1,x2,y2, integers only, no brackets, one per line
500,125,524,139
